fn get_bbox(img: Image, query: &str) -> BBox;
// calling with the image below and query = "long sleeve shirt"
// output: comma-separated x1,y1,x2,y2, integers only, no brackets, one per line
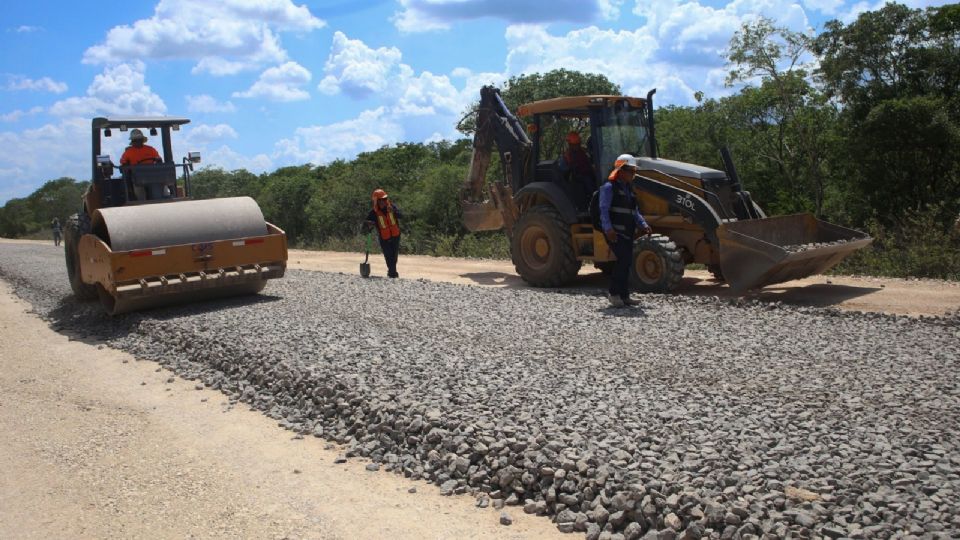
598,181,648,233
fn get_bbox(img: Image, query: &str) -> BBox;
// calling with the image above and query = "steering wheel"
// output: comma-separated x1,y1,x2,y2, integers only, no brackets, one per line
136,157,163,165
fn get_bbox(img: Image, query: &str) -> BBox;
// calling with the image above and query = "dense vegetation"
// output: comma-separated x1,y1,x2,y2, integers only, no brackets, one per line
2,4,958,278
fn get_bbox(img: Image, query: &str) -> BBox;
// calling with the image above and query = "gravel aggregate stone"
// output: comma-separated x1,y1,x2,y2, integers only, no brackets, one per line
1,243,959,538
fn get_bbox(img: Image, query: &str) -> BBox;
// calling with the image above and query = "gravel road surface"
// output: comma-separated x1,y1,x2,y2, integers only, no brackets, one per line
2,242,959,539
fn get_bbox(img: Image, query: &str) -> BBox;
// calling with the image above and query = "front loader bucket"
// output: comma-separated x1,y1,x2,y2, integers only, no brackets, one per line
79,197,287,315
462,199,504,232
716,213,871,293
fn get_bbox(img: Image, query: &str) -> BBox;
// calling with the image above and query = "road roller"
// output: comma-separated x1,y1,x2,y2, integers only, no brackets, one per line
64,117,287,315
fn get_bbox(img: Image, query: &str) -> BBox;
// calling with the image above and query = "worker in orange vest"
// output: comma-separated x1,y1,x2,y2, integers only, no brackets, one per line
120,129,161,166
363,188,403,278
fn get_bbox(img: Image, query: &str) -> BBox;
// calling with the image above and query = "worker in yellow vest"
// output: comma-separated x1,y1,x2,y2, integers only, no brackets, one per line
364,188,403,278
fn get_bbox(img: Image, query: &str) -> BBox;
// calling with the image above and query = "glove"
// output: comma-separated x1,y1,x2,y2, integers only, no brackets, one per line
604,229,617,242
642,225,653,236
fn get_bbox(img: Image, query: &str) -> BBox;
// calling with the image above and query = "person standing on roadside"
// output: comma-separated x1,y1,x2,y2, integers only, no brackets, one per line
51,217,62,247
363,189,403,278
599,154,652,307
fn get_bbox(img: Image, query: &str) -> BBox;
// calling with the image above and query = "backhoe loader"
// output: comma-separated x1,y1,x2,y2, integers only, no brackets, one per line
65,117,287,315
461,86,870,293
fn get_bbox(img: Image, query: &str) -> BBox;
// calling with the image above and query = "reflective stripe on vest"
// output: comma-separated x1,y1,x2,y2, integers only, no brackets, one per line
608,183,637,236
375,208,400,240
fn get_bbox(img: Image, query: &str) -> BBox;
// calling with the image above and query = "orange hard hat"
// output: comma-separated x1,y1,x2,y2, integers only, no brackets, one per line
372,188,388,200
566,131,581,145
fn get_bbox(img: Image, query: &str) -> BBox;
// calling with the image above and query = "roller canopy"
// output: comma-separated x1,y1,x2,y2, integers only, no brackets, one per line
92,197,269,251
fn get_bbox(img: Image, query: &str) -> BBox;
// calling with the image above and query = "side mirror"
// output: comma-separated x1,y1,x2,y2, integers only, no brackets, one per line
188,152,201,164
96,155,114,179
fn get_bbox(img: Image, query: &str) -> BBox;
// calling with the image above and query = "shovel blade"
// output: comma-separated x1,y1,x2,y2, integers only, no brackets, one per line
360,262,371,278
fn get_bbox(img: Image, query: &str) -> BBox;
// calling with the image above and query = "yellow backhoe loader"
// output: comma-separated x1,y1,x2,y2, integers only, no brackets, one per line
64,117,287,315
461,87,871,293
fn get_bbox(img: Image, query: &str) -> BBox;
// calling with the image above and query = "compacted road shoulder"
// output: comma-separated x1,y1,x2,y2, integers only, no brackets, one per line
1,242,958,539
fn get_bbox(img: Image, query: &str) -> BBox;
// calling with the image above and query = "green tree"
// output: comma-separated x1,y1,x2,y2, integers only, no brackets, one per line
812,3,960,226
725,18,836,216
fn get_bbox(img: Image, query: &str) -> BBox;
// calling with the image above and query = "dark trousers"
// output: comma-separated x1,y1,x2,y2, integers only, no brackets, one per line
380,235,400,277
608,236,633,299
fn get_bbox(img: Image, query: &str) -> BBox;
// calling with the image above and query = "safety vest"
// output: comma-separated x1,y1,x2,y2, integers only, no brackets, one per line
607,181,638,237
374,207,400,240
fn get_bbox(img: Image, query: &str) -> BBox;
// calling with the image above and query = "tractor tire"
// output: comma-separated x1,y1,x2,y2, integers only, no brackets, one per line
64,213,97,301
707,264,725,282
630,234,684,293
511,205,582,287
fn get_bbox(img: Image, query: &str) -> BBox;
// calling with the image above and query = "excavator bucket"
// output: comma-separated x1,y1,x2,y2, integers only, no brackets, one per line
462,199,505,232
716,213,871,293
78,196,287,315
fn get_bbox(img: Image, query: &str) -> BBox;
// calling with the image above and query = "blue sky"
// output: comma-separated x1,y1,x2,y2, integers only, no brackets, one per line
0,0,947,203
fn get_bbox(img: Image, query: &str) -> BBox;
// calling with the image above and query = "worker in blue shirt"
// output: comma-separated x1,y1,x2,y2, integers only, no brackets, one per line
600,154,652,307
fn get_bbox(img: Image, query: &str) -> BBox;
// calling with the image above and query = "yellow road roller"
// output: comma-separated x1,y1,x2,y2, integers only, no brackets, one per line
64,117,287,315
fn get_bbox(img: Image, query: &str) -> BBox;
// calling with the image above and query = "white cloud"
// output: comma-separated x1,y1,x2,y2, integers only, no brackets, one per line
318,32,403,98
186,123,239,146
13,25,42,33
4,75,68,93
48,62,167,117
186,94,236,113
392,0,607,32
233,61,311,102
802,0,845,15
275,107,405,165
1,106,44,123
598,0,625,19
0,118,90,191
201,146,274,174
83,0,325,75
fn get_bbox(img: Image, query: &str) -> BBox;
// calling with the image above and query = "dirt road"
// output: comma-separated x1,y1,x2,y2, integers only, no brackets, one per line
288,248,960,318
0,280,561,539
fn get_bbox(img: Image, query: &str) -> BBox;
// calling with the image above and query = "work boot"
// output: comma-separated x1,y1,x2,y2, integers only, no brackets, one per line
607,294,625,308
622,296,642,306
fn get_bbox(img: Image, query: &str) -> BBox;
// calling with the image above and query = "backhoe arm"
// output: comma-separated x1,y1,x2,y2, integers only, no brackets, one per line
461,86,531,232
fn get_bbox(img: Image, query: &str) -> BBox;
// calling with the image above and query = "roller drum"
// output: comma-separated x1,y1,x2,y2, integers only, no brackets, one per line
91,197,268,251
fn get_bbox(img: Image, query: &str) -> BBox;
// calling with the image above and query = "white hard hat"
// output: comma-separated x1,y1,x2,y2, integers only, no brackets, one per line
129,128,147,142
608,153,637,180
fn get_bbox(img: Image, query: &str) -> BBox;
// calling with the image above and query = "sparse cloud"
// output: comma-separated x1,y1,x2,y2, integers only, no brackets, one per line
4,75,68,93
186,94,236,113
186,123,239,146
12,25,43,33
392,0,606,32
233,61,312,102
83,0,325,76
1,106,44,123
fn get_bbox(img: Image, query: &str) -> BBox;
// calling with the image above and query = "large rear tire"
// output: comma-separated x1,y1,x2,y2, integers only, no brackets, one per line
630,234,684,293
64,213,97,301
511,206,582,287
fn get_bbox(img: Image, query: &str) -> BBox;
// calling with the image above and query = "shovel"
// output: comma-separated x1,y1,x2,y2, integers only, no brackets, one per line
360,232,372,278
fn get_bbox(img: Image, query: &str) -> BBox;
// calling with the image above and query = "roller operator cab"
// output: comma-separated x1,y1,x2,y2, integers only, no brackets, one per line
461,87,871,293
64,117,288,315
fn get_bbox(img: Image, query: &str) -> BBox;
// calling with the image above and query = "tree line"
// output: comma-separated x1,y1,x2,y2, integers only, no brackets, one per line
2,3,957,278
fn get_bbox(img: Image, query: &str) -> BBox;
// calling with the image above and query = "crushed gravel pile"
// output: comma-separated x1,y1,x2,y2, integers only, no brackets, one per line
2,243,959,540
